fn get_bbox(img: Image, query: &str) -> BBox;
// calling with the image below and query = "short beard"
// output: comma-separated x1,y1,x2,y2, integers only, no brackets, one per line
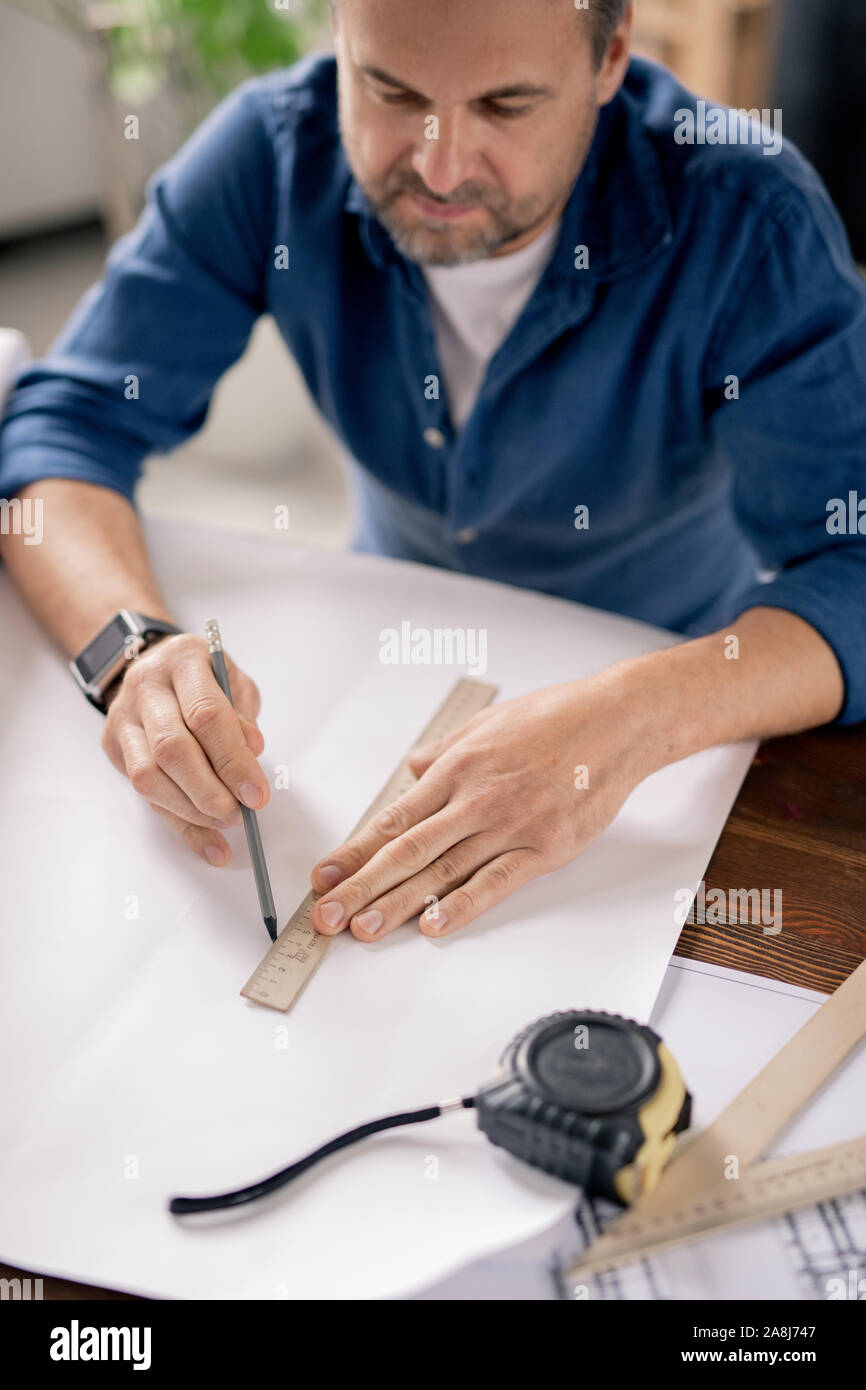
366,180,564,266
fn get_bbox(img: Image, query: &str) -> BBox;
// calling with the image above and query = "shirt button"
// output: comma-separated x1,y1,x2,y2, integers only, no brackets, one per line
423,427,447,449
455,527,478,545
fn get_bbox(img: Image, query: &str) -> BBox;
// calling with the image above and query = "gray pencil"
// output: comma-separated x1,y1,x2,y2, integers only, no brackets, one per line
205,619,277,943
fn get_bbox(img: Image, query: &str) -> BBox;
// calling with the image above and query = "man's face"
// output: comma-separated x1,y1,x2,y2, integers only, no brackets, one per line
333,0,628,266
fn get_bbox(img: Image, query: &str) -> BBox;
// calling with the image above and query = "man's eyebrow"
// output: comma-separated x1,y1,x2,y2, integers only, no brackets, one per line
360,65,425,95
480,84,553,100
360,66,552,101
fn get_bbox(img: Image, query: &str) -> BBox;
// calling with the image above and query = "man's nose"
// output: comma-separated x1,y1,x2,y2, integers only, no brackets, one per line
410,111,480,198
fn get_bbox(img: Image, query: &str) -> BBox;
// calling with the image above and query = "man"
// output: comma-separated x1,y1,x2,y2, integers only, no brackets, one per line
0,0,864,945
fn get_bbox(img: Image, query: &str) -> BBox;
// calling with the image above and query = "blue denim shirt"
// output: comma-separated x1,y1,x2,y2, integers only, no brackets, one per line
2,54,865,721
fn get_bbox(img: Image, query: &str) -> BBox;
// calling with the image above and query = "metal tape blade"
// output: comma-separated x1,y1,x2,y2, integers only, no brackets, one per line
241,678,498,1012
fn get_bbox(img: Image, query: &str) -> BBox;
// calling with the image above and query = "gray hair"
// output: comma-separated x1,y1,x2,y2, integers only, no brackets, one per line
330,1,630,71
588,0,630,68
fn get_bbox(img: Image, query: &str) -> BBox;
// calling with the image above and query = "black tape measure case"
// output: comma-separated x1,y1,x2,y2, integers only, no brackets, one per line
169,1008,691,1215
475,1010,692,1204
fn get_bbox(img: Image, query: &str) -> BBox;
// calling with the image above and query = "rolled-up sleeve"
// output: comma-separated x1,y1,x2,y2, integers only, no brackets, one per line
0,81,274,503
706,180,866,725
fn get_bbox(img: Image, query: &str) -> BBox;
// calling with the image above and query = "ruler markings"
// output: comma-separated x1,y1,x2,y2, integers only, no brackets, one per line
569,1135,866,1280
241,678,498,1012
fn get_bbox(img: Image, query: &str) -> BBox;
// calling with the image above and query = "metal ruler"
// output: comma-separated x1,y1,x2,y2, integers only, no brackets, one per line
567,955,866,1286
569,1133,866,1280
241,678,498,1012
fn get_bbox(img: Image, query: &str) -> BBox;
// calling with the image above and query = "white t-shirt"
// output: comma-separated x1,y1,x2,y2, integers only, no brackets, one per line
421,218,562,430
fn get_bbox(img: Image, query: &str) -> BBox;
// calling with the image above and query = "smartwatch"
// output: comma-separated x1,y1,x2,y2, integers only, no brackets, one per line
69,609,183,713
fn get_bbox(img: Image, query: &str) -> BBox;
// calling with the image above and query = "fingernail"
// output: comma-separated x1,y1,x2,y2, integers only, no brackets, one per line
205,844,225,866
240,782,263,808
317,864,342,889
217,809,242,828
424,910,446,932
355,909,382,936
320,901,344,930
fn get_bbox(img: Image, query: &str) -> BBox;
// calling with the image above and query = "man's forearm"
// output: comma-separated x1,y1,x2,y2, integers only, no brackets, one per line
626,605,846,777
0,479,175,657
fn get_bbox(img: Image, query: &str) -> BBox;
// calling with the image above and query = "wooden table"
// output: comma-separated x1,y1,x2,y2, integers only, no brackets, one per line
675,723,866,992
5,722,865,1300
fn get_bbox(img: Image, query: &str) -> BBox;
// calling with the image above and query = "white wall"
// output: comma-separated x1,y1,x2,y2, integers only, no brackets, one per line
0,4,102,238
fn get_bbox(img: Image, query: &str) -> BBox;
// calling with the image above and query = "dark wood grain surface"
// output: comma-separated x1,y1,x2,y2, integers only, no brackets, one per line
5,723,865,1301
675,724,866,991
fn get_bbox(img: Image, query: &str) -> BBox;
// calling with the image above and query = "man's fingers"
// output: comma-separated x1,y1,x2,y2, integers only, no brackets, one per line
101,719,127,776
310,779,449,896
138,682,244,823
405,736,446,776
116,720,241,830
311,803,475,935
239,714,265,756
418,849,541,937
171,661,270,811
101,637,266,844
149,804,232,867
344,833,496,940
224,653,262,723
406,709,491,777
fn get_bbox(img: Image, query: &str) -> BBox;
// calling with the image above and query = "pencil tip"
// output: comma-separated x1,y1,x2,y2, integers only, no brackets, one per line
265,916,278,942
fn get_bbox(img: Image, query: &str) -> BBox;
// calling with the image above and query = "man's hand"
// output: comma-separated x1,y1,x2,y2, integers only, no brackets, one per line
101,634,270,866
308,605,845,944
309,670,653,941
0,480,270,867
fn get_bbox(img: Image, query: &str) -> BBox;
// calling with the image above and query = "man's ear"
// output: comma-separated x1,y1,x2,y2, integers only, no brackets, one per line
596,5,633,106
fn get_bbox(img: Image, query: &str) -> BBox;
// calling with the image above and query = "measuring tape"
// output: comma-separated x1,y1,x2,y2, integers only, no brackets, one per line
172,971,866,1243
171,1007,691,1214
241,679,498,1011
476,1010,691,1204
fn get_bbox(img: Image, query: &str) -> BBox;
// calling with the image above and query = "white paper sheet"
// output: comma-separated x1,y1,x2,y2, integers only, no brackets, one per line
0,519,757,1299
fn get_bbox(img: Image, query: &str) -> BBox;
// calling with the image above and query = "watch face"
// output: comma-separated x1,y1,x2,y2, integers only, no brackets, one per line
77,614,131,683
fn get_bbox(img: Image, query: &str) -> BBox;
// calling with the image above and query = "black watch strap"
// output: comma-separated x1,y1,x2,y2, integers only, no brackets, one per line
70,610,183,713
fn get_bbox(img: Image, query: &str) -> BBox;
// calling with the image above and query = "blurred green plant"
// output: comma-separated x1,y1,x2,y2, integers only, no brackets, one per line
50,0,327,109
22,0,327,233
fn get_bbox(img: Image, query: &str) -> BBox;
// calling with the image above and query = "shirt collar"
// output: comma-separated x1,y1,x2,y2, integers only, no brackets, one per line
342,64,674,287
